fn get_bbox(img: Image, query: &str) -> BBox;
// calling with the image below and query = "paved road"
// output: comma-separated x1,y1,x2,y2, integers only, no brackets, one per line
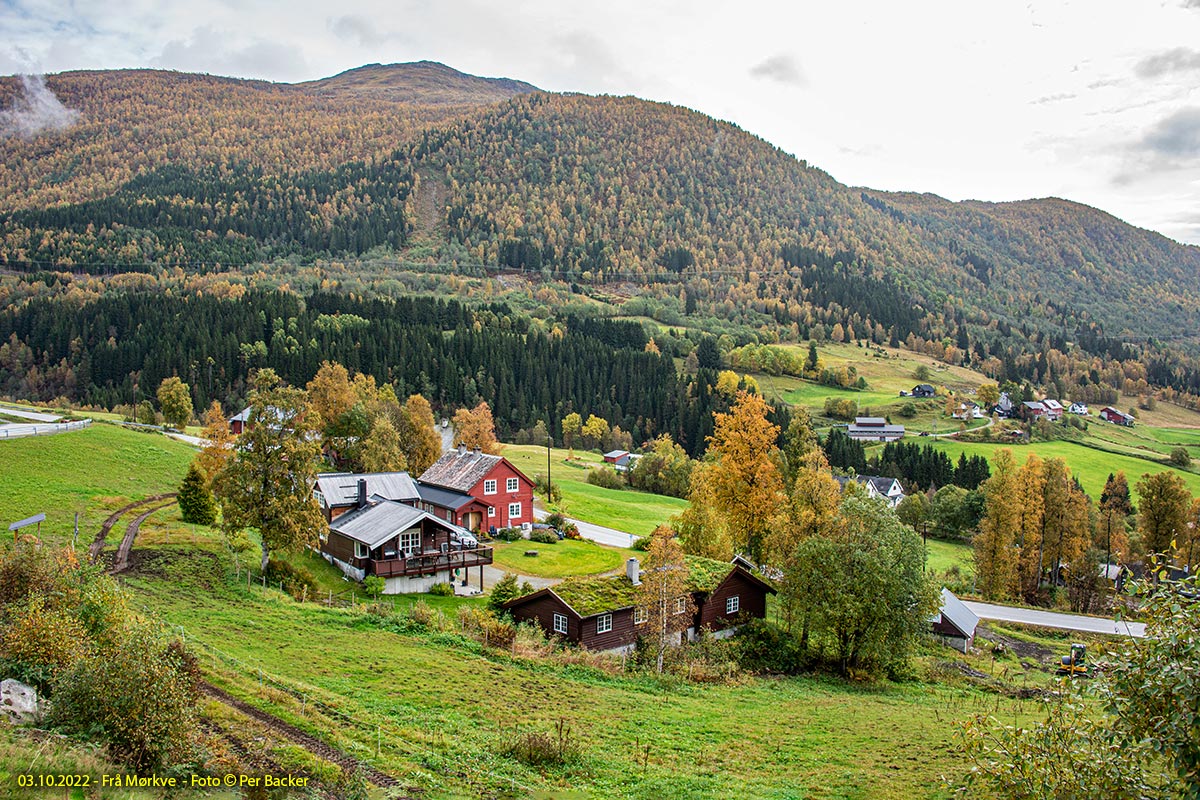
0,405,61,422
0,419,91,439
964,600,1146,638
165,431,207,447
533,508,638,549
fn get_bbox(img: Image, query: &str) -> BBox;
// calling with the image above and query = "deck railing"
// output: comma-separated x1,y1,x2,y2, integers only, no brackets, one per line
368,546,493,578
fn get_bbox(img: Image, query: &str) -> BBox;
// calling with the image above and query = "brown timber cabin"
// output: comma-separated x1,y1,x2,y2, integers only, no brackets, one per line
319,479,492,594
504,556,775,653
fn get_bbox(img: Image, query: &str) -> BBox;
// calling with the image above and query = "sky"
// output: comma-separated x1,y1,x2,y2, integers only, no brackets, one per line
3,0,1200,244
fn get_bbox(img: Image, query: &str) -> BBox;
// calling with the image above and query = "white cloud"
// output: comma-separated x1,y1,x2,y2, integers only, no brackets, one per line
749,55,806,87
0,74,81,138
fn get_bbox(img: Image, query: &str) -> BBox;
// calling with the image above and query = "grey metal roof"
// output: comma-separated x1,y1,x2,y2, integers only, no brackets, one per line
934,588,979,639
330,501,444,549
847,423,905,436
415,482,483,511
854,417,888,425
418,448,503,493
315,472,420,506
603,450,629,459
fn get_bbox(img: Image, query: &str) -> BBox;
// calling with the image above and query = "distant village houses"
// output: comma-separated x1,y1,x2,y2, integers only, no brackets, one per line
833,475,906,508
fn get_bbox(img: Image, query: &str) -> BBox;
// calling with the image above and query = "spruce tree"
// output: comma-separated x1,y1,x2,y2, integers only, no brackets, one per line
178,463,216,525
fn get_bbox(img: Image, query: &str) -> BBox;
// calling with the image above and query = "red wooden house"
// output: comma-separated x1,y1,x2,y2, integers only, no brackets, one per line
418,445,535,531
504,557,776,653
1100,406,1135,426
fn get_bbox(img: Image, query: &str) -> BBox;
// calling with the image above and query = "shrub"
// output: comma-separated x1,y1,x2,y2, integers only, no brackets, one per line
458,606,517,649
544,512,569,530
898,402,918,418
362,575,386,599
494,527,523,542
561,521,581,539
631,536,650,551
533,473,562,504
428,581,454,596
586,467,624,489
733,619,806,674
1169,447,1191,467
529,529,559,544
50,623,199,772
504,720,580,767
266,559,319,599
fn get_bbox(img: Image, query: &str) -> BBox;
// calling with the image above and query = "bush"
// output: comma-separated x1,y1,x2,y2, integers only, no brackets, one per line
898,402,918,418
50,624,199,772
631,536,650,551
586,467,624,489
428,581,454,596
533,472,562,504
493,527,523,542
1169,447,1191,467
561,521,581,539
362,575,385,599
733,619,806,674
529,529,560,544
544,512,569,530
266,559,319,599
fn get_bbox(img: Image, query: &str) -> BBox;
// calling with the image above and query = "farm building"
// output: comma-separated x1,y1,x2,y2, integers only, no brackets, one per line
1100,407,1135,426
504,558,776,654
847,417,905,442
928,588,978,653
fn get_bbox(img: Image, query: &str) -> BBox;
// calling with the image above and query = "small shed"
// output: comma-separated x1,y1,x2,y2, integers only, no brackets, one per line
929,588,978,653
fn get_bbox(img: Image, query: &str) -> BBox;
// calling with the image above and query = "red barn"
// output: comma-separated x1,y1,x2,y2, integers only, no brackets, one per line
418,445,535,531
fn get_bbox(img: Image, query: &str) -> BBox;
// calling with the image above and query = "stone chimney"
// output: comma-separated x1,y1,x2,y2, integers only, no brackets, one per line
356,478,368,509
458,443,467,456
473,447,482,456
626,557,641,586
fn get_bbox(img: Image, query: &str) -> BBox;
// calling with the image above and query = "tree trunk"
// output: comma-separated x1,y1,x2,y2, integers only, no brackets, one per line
261,542,270,574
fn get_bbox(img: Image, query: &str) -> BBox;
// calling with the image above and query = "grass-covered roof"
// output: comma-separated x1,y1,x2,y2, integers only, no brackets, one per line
548,556,734,618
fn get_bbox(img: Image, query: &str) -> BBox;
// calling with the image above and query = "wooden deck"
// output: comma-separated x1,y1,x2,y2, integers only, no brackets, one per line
369,546,493,578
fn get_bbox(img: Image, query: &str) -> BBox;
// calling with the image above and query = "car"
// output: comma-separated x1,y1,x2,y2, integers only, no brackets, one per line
919,431,929,437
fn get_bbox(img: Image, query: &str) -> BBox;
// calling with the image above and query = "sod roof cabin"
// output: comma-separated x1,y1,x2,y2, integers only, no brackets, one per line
504,556,775,653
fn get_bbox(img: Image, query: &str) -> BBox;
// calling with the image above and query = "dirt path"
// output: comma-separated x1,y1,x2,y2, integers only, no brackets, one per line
89,492,177,562
111,500,177,573
199,682,402,790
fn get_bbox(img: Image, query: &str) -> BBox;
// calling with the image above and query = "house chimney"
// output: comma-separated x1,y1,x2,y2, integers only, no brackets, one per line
356,478,368,509
473,447,482,456
626,557,641,586
458,443,467,456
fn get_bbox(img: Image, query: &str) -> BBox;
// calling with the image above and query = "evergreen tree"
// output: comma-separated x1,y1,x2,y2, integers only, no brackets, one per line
178,462,216,525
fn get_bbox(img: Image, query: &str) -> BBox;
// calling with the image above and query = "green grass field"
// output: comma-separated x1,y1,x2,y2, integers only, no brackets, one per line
0,422,196,541
503,444,689,535
492,538,637,578
126,552,1042,800
925,538,974,577
932,438,1200,501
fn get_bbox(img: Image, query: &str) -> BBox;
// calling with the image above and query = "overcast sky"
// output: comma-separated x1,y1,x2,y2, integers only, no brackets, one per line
4,0,1200,244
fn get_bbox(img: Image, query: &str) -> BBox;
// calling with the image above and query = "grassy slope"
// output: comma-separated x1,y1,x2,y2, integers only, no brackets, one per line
0,423,196,541
130,561,1034,800
932,438,1200,501
503,444,688,536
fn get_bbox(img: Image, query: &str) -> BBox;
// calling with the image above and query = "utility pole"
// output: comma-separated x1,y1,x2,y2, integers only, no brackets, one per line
547,432,552,498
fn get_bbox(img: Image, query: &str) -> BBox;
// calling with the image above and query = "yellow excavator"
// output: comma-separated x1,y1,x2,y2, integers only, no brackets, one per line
1055,643,1089,678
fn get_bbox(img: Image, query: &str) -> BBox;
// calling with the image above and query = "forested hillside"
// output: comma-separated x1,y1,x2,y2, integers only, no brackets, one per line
3,64,1200,393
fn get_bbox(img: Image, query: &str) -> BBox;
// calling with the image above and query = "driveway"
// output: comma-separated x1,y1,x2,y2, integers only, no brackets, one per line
533,508,638,549
963,600,1145,638
0,405,61,422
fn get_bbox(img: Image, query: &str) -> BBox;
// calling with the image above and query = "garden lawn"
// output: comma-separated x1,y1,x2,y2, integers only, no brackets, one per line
925,538,974,576
503,444,688,535
491,538,637,578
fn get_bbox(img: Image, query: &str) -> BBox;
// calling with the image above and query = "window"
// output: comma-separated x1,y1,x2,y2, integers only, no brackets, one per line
488,506,496,518
399,528,421,554
725,596,740,615
553,613,568,635
674,597,687,615
508,502,522,520
354,542,369,559
634,607,648,625
596,613,612,634
483,479,497,495
506,477,519,493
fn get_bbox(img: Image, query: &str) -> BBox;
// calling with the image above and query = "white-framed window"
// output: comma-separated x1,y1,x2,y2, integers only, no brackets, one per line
553,613,568,635
506,477,519,493
354,542,370,559
488,506,496,518
399,528,421,554
508,502,522,520
674,597,687,615
725,595,740,615
483,479,497,495
634,607,648,625
596,613,613,634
